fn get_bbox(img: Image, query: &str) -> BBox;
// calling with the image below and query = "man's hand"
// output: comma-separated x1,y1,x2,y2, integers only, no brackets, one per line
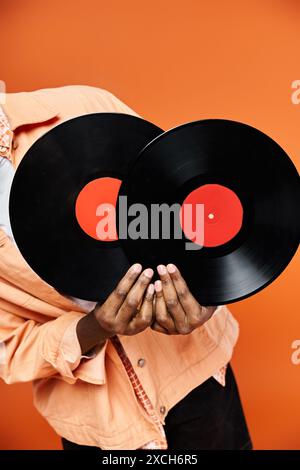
94,263,155,336
77,264,154,354
152,264,217,335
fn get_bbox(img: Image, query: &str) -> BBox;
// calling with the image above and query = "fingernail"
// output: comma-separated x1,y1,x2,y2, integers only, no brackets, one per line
144,268,154,278
167,264,176,273
154,280,162,292
131,263,142,273
147,283,154,295
157,265,166,275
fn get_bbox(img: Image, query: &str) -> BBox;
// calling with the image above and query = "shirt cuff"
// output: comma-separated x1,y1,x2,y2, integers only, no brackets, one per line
41,312,89,383
41,312,109,384
80,350,97,360
60,316,89,364
213,305,224,315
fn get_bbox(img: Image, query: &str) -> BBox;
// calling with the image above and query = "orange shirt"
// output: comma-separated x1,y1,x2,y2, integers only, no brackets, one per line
0,85,239,449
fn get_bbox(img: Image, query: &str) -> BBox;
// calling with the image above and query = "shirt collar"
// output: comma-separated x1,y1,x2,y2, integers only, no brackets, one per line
1,91,59,131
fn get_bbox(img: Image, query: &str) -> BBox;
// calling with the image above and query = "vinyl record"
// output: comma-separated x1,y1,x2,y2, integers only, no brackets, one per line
118,119,300,305
9,113,163,301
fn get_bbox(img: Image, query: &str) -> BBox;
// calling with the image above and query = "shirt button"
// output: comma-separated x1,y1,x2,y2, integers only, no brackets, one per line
137,358,146,367
159,405,166,415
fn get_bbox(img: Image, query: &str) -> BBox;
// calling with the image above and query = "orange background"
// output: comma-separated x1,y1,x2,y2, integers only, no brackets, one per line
1,0,299,450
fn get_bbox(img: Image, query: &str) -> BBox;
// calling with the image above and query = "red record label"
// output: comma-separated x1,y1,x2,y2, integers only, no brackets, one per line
180,184,243,247
75,177,121,241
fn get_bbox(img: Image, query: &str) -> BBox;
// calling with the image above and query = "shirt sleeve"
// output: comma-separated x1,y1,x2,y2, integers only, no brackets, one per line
103,90,140,115
0,307,107,385
89,86,140,117
0,157,15,240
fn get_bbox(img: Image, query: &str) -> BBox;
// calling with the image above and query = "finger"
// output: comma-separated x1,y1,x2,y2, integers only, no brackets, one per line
116,268,154,324
151,321,173,335
128,283,155,334
157,265,188,333
154,280,177,334
167,264,213,327
166,263,199,312
103,263,142,316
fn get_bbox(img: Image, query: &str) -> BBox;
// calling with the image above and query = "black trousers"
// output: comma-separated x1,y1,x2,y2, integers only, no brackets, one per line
62,365,252,450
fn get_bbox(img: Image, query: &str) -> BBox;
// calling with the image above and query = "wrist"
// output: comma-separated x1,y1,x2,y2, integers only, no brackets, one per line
91,308,114,341
76,311,111,355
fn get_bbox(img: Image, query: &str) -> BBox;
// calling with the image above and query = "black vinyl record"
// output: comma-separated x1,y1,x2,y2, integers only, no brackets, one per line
118,119,300,306
9,113,163,301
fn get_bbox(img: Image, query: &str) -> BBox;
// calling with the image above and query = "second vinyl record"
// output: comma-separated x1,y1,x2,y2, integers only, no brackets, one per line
118,119,300,305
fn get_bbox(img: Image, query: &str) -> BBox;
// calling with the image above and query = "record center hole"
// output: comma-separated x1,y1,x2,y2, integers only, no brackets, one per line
208,213,215,220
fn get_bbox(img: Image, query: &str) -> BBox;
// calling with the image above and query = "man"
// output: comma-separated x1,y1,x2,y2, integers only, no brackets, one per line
0,85,252,450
